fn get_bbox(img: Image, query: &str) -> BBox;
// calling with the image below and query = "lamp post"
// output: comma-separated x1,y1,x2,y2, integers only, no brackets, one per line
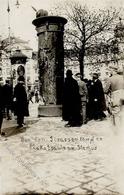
15,0,20,8
7,0,21,43
7,0,21,86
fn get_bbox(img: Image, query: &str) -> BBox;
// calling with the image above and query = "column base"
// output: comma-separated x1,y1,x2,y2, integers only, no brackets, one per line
38,104,62,117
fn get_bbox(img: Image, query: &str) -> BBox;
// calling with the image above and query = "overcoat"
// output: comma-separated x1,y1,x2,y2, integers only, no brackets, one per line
87,79,106,120
62,77,81,123
3,83,13,107
14,83,29,116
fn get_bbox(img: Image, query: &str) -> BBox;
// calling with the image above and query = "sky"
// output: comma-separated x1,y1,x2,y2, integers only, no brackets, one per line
0,0,124,50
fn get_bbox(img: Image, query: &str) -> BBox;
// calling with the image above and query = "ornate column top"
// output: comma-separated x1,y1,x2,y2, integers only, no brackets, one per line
32,9,67,27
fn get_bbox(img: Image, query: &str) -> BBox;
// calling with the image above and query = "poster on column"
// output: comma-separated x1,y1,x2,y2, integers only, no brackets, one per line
0,0,124,194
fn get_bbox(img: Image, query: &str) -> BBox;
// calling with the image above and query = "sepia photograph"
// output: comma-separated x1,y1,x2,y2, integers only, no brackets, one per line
0,0,124,194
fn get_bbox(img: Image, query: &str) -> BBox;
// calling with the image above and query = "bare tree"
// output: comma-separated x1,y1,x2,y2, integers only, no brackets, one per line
52,2,120,78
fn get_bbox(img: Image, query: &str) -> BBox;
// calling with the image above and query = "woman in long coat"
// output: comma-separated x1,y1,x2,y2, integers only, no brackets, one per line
14,76,29,127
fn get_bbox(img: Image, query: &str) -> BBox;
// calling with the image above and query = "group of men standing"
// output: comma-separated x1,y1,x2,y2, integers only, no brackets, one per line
0,76,28,136
62,67,124,127
62,69,107,127
1,66,124,134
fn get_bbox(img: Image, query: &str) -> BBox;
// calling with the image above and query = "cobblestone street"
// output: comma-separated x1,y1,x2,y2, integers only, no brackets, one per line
0,103,124,195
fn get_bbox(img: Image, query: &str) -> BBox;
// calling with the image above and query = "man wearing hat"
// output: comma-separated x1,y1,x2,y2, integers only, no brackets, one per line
88,73,106,120
75,73,88,124
13,76,29,128
62,69,81,127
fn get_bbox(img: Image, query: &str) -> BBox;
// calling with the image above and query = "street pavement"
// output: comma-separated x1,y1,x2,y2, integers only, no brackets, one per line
0,103,124,195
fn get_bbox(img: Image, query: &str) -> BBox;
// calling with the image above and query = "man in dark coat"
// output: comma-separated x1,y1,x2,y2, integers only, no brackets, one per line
3,80,13,120
88,73,106,120
14,76,29,127
62,69,81,127
0,82,5,135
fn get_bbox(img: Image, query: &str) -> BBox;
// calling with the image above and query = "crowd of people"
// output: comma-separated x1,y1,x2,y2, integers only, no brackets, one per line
62,67,124,127
0,66,124,135
62,69,106,127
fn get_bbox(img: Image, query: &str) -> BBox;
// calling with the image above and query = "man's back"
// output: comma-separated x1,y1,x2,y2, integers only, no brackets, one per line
78,80,88,101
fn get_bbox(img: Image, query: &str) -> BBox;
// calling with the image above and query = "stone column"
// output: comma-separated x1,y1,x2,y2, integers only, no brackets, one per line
32,10,67,116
